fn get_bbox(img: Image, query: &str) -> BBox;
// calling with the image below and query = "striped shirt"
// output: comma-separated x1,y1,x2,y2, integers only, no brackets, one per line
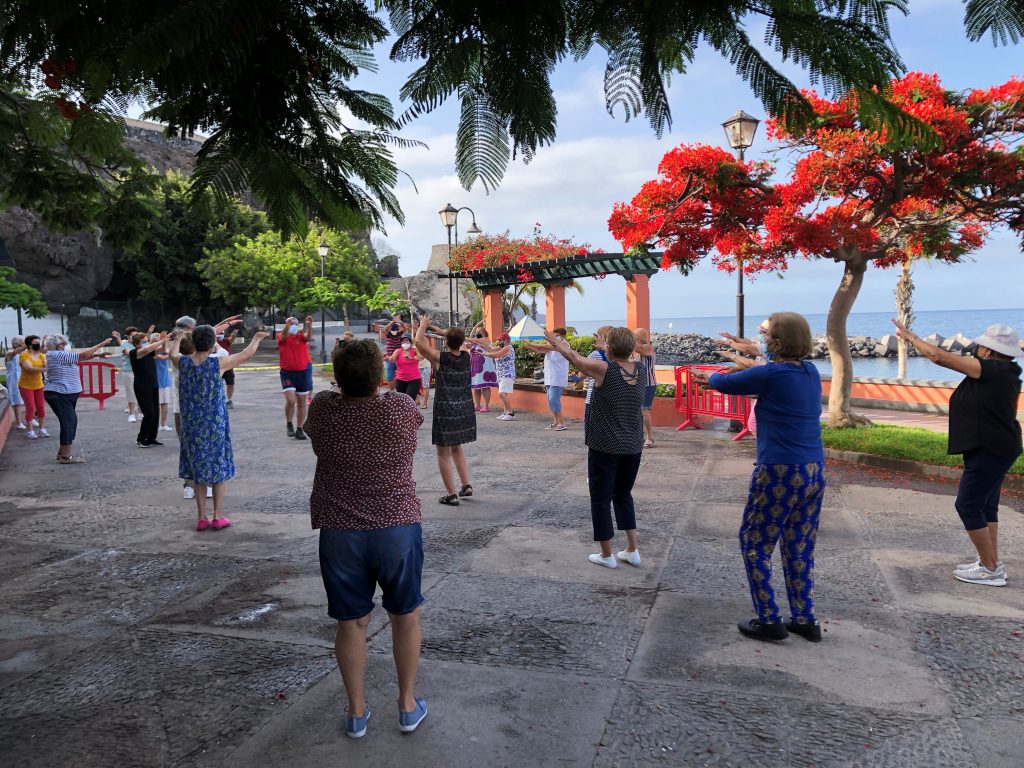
585,349,607,404
640,353,657,386
585,360,646,455
43,351,83,395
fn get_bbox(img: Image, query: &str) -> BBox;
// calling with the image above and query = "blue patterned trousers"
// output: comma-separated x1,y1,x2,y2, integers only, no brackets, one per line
739,462,826,624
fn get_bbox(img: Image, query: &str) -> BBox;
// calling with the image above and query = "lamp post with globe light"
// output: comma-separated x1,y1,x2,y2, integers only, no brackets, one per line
318,239,329,363
721,110,760,340
439,204,482,327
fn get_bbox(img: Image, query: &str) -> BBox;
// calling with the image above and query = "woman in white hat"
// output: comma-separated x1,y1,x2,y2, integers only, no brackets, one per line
892,320,1022,588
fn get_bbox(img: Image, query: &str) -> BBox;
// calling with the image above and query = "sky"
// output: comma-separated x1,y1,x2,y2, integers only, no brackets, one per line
350,0,1023,321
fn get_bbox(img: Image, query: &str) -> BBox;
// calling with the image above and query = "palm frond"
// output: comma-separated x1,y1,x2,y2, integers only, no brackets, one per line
964,0,1024,44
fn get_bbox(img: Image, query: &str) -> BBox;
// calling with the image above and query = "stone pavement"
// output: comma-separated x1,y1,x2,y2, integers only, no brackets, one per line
0,369,1022,767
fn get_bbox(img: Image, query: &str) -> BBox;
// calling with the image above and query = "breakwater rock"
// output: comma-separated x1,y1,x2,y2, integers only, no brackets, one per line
650,332,980,366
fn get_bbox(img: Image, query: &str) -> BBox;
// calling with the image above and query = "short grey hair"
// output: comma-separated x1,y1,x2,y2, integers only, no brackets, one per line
175,315,197,331
45,334,69,350
12,335,24,346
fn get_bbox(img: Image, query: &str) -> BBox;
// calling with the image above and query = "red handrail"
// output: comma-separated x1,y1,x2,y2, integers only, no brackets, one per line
675,364,752,441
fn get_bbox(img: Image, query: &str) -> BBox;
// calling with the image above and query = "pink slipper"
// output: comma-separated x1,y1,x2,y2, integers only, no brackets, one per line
211,517,232,530
481,406,490,412
196,519,211,531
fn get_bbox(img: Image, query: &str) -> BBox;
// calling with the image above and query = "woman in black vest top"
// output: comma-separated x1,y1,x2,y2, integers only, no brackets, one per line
543,327,646,569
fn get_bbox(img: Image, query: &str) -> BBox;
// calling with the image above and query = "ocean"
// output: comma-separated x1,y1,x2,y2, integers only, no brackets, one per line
570,307,1024,382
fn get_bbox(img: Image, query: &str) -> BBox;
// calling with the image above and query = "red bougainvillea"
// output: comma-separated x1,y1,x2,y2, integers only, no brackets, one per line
447,225,591,272
609,73,1024,425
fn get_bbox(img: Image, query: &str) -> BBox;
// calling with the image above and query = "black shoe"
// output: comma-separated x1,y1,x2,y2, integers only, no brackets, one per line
786,619,823,643
286,422,295,437
294,427,307,440
137,441,151,448
149,440,163,447
737,618,789,642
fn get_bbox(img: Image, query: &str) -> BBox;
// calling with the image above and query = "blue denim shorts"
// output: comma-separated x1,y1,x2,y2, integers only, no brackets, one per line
546,385,564,413
642,384,657,410
319,523,424,621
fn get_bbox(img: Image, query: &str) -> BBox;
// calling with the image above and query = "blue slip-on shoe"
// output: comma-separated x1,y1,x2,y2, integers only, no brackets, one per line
398,697,428,733
345,706,371,739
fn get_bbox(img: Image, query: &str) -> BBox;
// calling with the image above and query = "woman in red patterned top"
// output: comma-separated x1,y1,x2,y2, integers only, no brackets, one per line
304,338,429,737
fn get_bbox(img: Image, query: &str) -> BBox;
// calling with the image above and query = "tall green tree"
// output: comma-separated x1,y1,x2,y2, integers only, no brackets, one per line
0,266,47,319
199,228,379,316
115,171,268,314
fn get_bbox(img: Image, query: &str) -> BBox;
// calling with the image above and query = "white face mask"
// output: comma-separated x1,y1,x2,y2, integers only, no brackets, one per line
554,335,563,341
288,324,299,335
401,342,411,350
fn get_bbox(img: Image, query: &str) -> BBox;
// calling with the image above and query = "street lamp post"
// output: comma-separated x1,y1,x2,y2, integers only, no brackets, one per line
721,110,760,340
438,204,482,327
318,239,329,363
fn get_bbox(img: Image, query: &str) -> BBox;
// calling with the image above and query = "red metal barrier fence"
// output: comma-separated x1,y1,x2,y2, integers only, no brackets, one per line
79,361,118,409
674,364,752,441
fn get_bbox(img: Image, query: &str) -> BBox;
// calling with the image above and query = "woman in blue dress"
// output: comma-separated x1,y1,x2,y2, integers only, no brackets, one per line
169,325,269,531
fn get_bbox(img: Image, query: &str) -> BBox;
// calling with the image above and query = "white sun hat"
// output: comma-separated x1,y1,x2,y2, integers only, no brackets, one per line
973,324,1024,358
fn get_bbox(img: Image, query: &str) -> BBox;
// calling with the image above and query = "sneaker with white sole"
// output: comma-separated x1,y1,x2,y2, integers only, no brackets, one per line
398,698,428,733
26,430,38,439
955,557,1004,574
346,706,371,739
588,553,618,569
183,485,195,500
954,563,1007,587
38,428,50,438
16,422,26,430
616,549,642,567
31,419,39,427
128,415,137,423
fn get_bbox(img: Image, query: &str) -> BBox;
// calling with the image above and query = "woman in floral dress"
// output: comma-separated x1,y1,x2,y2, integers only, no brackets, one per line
169,325,268,531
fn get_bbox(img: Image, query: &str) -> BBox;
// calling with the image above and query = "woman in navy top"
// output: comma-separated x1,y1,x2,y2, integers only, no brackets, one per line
695,312,826,643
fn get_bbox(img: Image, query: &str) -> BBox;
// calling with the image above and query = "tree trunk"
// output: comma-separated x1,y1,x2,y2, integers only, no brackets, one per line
895,260,914,379
826,249,872,427
342,303,350,333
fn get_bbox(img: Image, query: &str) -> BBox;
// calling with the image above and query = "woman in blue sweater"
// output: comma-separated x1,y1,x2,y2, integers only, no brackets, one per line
694,312,825,643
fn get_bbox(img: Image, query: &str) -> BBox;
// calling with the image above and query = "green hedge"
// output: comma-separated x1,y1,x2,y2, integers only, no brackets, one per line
512,334,595,378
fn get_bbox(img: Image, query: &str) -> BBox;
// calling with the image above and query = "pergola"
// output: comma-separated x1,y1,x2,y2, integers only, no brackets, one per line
449,251,662,339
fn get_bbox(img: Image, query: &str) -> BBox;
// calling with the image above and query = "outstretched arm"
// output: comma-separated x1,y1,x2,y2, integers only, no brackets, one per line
543,331,607,381
220,332,269,374
892,320,982,379
77,338,115,361
168,336,183,368
134,332,169,358
414,316,441,366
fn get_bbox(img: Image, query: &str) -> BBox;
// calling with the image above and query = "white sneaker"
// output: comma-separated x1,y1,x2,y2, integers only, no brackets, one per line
128,415,137,423
124,407,131,413
589,553,618,569
616,549,642,567
16,422,26,430
38,428,50,438
31,419,39,427
496,413,512,420
183,485,195,500
162,425,174,432
954,563,1007,587
206,486,213,498
26,430,37,439
955,557,1004,574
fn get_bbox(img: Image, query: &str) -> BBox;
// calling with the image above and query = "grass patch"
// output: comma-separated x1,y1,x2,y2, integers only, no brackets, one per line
820,424,1024,476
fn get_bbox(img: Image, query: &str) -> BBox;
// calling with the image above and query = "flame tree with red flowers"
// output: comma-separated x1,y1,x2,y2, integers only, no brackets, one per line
609,73,1024,427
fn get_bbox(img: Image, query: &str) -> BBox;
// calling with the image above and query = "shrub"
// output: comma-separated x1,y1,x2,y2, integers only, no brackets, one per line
512,334,595,378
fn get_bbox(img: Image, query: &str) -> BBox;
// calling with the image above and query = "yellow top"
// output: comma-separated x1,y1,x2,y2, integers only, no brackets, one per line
18,350,45,389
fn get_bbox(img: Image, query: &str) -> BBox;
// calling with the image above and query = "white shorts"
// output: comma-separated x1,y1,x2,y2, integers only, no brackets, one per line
498,378,514,394
120,371,137,404
158,386,171,405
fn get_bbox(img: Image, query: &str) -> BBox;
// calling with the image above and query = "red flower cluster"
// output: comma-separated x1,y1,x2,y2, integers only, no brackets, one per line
448,225,591,274
609,73,1024,276
40,58,89,120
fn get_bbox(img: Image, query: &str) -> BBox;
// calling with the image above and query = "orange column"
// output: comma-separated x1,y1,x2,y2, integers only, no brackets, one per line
544,283,566,332
482,288,504,340
625,274,651,330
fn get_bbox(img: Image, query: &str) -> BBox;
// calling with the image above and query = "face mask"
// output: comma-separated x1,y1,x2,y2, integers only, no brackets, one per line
401,342,412,350
288,324,299,335
31,342,41,351
554,335,563,341
217,334,224,341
